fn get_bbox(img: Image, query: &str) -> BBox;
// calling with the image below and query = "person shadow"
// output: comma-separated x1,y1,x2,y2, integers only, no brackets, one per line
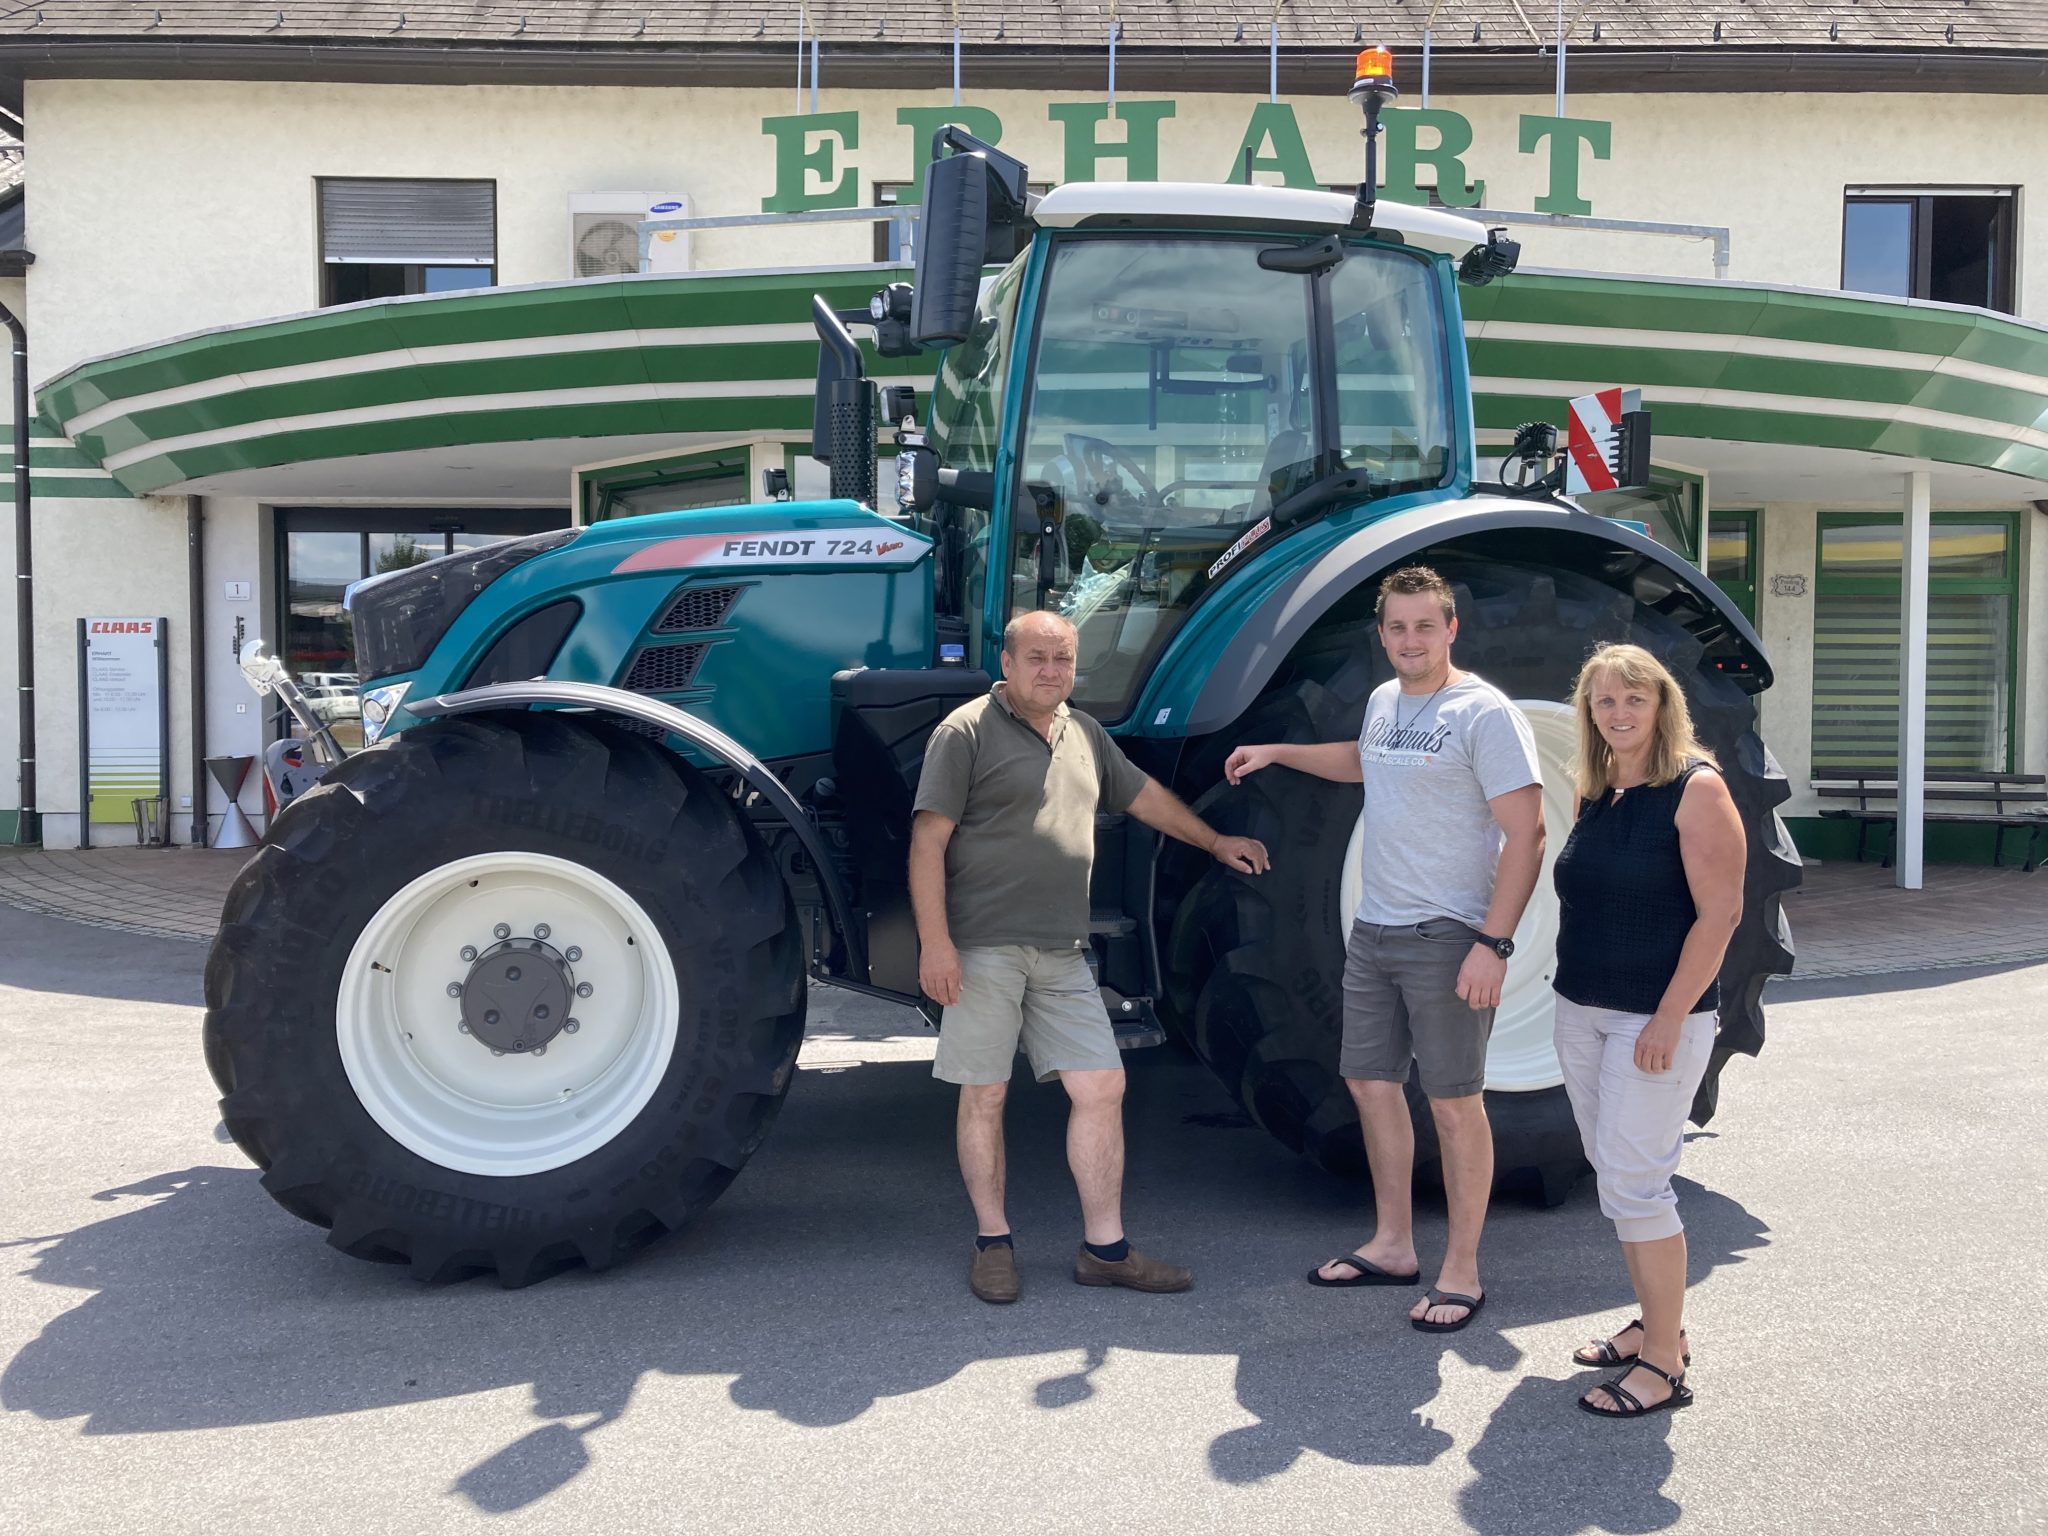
1461,1373,1679,1535
1,1045,1769,1516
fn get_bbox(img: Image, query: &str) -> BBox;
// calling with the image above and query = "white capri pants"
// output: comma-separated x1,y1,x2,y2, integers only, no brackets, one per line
1553,996,1717,1243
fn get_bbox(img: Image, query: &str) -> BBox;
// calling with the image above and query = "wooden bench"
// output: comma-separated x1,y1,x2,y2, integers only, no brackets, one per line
1815,768,2048,871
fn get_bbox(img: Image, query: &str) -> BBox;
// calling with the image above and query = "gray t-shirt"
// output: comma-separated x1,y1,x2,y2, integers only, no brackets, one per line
1354,673,1541,927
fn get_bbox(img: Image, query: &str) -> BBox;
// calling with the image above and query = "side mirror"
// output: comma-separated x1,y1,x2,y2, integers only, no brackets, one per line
911,127,1034,348
910,149,990,348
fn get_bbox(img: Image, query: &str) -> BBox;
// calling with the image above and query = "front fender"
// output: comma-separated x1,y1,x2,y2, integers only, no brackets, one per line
1138,497,1770,738
405,681,864,982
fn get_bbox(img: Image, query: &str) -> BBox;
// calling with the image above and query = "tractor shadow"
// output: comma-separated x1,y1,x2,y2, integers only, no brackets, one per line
1,1040,1766,1523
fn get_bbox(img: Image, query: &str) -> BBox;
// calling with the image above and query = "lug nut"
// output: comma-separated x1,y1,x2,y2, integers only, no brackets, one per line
531,1044,547,1057
506,966,521,982
490,1047,505,1057
458,1022,471,1035
1121,1000,1134,1013
460,945,478,962
484,1010,500,1026
447,982,464,997
534,1005,550,1021
565,946,582,962
564,1019,580,1034
534,923,551,940
576,982,593,998
512,1039,527,1052
493,923,511,940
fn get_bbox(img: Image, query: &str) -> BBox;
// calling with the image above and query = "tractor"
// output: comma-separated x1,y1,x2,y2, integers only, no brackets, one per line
204,55,1799,1286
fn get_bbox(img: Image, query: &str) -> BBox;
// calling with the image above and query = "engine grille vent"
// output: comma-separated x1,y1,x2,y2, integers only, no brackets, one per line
653,583,742,634
621,642,709,694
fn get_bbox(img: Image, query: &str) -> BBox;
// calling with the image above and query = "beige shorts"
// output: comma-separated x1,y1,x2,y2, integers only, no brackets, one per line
934,944,1124,1085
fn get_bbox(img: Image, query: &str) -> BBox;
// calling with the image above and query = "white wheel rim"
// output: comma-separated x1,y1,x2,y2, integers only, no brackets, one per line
1339,698,1576,1093
337,852,681,1176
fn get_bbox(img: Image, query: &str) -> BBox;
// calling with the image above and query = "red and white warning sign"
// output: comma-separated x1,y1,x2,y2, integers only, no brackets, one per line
1564,386,1643,496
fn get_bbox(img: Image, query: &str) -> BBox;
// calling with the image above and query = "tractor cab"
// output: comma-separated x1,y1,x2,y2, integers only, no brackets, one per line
903,179,1488,721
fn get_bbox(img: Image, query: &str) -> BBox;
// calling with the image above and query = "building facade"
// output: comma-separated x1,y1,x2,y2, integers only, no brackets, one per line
2,2,2045,857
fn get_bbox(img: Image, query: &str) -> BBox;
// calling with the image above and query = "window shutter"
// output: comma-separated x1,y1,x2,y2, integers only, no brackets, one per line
320,179,495,264
1811,591,2009,773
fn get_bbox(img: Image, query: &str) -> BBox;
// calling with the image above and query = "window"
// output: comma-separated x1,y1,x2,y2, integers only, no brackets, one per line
873,183,918,264
992,235,1452,718
926,252,1027,660
1842,189,2016,313
275,508,562,747
319,178,496,307
1810,512,2018,774
1707,510,1759,623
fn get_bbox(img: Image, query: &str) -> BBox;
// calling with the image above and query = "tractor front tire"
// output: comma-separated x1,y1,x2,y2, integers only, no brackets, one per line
203,712,806,1286
1165,550,1799,1201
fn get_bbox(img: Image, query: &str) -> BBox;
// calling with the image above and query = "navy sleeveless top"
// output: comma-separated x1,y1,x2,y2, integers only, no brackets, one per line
1552,761,1719,1016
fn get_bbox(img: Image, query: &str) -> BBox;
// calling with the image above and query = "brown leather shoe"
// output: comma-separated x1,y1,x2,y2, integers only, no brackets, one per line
1073,1244,1193,1293
969,1242,1021,1304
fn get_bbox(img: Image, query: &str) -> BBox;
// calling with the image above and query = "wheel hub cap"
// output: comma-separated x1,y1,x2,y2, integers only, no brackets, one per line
459,937,573,1053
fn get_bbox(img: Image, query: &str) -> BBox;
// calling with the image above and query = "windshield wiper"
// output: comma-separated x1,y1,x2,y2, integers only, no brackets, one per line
1270,466,1381,526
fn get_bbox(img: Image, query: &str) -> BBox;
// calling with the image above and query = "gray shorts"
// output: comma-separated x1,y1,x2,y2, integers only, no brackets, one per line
934,945,1124,1086
1340,918,1494,1100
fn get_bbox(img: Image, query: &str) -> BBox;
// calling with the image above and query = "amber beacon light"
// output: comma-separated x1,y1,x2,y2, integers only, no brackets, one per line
1347,47,1398,228
1352,46,1396,86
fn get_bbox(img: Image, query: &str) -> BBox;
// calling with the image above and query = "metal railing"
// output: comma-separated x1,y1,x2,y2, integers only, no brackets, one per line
637,200,1731,280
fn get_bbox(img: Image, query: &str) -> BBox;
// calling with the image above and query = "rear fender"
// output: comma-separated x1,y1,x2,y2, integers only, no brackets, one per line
1152,499,1770,738
405,681,866,983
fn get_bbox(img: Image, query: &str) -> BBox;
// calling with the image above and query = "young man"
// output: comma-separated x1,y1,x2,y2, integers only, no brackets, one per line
1224,566,1544,1332
910,610,1270,1304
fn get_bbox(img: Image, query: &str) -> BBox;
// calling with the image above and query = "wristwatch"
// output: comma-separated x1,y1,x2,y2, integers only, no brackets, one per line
1473,931,1515,959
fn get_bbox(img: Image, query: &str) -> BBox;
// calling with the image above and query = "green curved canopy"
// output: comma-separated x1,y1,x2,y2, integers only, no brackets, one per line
35,261,2048,501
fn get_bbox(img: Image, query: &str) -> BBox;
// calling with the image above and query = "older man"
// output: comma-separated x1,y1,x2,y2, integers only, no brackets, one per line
910,610,1269,1304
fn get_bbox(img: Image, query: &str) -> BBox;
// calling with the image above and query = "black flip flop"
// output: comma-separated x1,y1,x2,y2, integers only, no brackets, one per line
1410,1287,1486,1332
1578,1358,1694,1418
1306,1254,1422,1288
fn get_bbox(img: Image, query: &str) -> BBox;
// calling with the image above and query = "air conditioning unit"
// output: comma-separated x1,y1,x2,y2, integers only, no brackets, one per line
568,192,691,278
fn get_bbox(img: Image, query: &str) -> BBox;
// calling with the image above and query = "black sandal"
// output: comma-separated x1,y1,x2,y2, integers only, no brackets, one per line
1572,1319,1692,1369
1578,1357,1694,1418
1306,1254,1422,1288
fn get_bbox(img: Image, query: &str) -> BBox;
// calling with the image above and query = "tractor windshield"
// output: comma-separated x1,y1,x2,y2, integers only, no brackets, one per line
1002,234,1454,719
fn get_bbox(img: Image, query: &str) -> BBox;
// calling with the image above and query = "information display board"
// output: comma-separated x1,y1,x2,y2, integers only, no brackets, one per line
77,616,169,844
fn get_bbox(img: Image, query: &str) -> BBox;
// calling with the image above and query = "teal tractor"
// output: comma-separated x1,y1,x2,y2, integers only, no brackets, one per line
206,88,1798,1286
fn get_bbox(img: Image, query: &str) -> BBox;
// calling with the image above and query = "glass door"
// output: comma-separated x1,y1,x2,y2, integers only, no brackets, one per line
276,508,564,749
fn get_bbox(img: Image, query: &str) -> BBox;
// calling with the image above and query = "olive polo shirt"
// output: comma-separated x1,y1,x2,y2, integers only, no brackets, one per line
912,682,1150,949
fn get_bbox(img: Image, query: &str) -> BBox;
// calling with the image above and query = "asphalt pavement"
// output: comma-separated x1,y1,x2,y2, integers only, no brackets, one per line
2,898,2043,1534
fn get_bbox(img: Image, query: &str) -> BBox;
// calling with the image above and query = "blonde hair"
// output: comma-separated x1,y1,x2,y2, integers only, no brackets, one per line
1570,643,1717,800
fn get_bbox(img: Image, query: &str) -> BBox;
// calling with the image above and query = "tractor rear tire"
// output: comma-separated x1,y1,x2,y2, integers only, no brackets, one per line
203,712,806,1286
1164,550,1799,1200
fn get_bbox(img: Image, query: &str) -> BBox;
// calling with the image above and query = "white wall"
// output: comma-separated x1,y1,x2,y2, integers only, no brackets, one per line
30,492,194,848
1755,503,1820,818
23,78,2048,382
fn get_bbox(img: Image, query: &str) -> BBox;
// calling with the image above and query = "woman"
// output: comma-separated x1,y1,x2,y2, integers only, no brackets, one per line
1551,642,1746,1418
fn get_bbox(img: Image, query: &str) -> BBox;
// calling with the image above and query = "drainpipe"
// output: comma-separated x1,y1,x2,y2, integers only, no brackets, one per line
187,494,207,847
0,296,33,845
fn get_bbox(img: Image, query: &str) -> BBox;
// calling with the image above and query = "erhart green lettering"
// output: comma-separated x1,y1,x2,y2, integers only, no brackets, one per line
760,101,1612,213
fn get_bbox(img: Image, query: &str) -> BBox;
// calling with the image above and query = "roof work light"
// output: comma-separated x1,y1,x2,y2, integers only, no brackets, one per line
1348,47,1399,231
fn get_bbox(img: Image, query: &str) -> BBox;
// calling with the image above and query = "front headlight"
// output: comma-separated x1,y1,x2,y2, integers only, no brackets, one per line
359,681,413,747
